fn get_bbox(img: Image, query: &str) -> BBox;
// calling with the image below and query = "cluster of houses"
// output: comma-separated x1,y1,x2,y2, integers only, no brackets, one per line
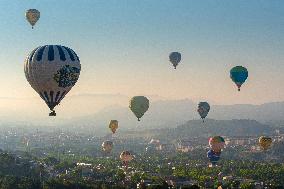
145,133,284,154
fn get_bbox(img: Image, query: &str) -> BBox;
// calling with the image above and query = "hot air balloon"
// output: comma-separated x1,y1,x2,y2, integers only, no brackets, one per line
109,120,118,134
197,102,210,122
169,52,181,69
207,149,221,166
24,45,81,116
129,96,149,121
230,66,248,91
259,136,272,150
25,9,40,29
209,136,225,153
120,151,133,167
102,140,113,153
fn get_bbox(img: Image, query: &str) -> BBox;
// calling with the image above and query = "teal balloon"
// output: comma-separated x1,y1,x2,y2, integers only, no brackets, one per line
230,66,248,91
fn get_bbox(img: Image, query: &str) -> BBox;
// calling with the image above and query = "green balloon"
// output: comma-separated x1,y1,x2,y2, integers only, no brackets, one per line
129,96,149,121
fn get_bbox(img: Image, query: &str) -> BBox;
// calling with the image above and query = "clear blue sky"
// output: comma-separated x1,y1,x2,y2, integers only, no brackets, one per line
0,0,283,105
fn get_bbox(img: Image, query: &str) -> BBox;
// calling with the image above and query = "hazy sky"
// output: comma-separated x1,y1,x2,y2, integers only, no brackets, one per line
0,0,283,106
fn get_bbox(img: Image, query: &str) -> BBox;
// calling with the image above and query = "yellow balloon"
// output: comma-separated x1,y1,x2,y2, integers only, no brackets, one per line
120,151,133,162
109,120,118,134
259,136,272,150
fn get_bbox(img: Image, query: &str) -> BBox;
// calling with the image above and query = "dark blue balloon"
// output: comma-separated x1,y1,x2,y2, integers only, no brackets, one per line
169,52,181,69
207,149,220,164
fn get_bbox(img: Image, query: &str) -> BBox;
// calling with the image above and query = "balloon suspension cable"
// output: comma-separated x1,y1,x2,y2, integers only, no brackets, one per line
237,85,241,91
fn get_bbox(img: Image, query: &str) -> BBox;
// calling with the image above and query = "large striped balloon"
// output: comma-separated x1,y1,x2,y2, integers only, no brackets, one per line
24,45,81,116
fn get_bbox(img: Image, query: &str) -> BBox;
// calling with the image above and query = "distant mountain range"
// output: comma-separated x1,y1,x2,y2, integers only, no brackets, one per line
0,94,284,131
212,102,284,121
115,119,277,141
161,119,275,138
60,98,284,134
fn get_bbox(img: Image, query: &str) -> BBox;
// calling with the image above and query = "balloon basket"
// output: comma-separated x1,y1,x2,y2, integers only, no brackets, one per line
49,111,56,116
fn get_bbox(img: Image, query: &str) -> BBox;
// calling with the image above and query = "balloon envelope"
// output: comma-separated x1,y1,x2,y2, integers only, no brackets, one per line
129,96,149,121
169,52,181,69
25,9,40,28
259,136,272,150
24,45,81,115
230,66,248,91
209,136,225,152
109,120,118,134
120,151,133,162
197,102,210,120
207,149,221,164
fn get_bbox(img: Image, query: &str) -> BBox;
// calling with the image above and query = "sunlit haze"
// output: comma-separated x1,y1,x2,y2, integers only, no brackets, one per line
0,0,283,118
0,1,284,188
